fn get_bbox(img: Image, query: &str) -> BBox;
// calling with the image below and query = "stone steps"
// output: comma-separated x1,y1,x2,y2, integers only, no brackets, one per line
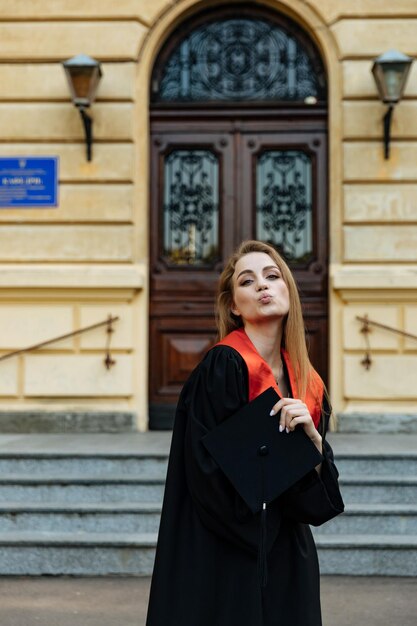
0,530,415,577
316,434,417,575
314,504,417,535
335,455,417,476
0,434,166,575
6,451,415,478
0,502,162,533
1,501,416,536
1,473,415,505
337,413,417,434
0,475,165,503
0,455,168,478
0,432,415,576
314,535,417,577
338,475,417,504
0,531,157,576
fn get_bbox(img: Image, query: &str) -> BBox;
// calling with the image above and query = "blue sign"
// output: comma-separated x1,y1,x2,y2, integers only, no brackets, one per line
0,157,58,208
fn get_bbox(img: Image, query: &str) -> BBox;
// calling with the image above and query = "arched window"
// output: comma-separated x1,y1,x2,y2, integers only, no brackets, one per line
151,10,326,104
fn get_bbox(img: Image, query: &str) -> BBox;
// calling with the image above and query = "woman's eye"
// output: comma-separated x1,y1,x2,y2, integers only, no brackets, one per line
240,279,252,286
267,274,279,280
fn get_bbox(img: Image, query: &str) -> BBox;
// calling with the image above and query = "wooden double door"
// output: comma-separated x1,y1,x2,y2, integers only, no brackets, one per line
149,110,328,429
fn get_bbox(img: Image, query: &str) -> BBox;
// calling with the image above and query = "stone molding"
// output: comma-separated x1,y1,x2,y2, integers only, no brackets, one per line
331,265,417,290
0,265,145,290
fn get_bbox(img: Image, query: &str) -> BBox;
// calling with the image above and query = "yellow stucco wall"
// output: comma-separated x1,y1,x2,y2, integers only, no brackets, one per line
0,0,416,429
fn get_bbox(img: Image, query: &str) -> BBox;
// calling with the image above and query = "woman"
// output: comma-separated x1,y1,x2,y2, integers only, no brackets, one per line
146,240,344,626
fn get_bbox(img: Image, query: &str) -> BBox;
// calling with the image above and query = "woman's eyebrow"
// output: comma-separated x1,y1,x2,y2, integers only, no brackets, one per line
236,265,279,279
236,269,254,279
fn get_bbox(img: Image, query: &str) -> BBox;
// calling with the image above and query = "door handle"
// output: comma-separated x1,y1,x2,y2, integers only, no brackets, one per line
311,262,324,275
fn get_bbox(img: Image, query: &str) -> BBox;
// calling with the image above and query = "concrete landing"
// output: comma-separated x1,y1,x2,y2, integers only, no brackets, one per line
0,576,415,626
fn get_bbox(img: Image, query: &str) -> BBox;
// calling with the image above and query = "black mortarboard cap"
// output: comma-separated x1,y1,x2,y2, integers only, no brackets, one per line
202,386,323,514
202,386,323,587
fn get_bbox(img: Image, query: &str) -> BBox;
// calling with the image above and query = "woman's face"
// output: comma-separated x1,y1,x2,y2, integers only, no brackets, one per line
231,252,290,326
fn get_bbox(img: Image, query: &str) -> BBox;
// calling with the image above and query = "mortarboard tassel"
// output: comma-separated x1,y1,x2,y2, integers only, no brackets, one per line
258,501,268,588
257,448,268,587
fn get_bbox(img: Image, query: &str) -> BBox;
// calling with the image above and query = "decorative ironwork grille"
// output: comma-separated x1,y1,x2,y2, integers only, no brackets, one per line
153,17,325,102
163,150,219,265
256,150,313,262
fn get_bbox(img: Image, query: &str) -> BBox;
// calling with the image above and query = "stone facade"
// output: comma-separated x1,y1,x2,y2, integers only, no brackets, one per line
0,0,416,430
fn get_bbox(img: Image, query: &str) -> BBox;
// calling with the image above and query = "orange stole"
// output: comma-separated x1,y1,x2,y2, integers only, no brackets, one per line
216,328,323,428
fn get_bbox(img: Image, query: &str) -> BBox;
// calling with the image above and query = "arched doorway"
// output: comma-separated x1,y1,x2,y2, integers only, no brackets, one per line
149,3,328,429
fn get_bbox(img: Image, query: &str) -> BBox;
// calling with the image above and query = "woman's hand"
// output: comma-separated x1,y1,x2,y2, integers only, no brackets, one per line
270,397,322,453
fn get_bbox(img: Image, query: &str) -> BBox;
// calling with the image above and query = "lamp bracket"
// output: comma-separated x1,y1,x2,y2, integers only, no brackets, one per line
78,106,93,162
383,104,394,160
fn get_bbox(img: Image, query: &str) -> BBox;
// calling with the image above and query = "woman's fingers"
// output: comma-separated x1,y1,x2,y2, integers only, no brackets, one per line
290,416,323,449
282,407,309,432
270,397,302,415
270,395,319,441
270,398,296,432
287,414,309,431
270,397,310,432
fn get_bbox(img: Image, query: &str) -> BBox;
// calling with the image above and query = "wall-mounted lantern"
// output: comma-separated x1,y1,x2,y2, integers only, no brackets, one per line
371,50,413,159
62,54,102,161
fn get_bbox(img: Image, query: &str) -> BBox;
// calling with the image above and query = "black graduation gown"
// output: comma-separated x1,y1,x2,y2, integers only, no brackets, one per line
146,346,344,626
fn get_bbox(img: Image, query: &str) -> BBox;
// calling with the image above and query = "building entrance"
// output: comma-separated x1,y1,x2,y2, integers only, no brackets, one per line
149,5,328,428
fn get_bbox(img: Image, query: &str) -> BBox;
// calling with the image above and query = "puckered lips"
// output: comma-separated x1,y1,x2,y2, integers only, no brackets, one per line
258,294,273,304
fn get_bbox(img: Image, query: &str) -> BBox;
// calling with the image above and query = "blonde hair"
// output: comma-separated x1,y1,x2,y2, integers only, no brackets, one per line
216,240,313,402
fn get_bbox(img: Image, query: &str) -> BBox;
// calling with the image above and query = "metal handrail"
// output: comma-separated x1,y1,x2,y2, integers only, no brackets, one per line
356,315,417,342
0,315,119,369
356,314,417,370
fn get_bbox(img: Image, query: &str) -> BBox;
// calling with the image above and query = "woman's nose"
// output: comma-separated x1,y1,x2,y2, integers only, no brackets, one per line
256,279,268,291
